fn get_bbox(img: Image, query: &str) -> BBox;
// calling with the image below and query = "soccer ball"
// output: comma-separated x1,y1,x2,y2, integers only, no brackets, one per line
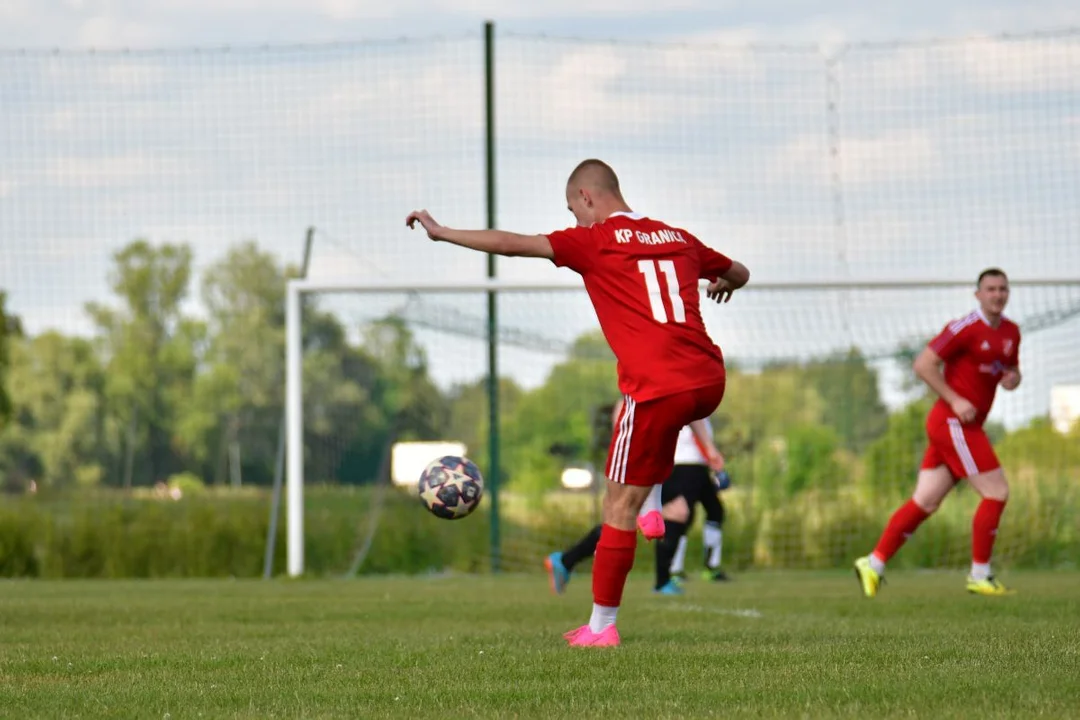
417,455,484,520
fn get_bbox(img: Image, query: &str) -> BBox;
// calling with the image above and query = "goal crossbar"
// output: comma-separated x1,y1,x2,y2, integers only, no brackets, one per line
289,276,1080,296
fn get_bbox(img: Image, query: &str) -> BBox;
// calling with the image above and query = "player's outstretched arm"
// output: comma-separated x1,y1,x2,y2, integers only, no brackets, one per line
406,210,554,259
913,346,977,422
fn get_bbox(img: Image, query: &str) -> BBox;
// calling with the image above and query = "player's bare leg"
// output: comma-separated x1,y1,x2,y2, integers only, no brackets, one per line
603,480,653,530
662,495,690,523
855,466,954,597
910,465,956,513
565,480,651,647
963,468,1013,595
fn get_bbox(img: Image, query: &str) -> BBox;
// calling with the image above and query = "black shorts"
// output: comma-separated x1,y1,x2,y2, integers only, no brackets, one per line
661,464,726,527
661,464,712,506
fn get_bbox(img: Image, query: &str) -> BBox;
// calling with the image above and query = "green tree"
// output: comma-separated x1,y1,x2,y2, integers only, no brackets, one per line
86,241,201,487
862,397,933,499
997,417,1080,472
501,331,619,494
299,314,450,486
780,423,843,496
0,292,15,429
0,332,116,490
178,242,291,485
712,365,827,452
363,316,450,443
445,377,524,465
803,350,889,452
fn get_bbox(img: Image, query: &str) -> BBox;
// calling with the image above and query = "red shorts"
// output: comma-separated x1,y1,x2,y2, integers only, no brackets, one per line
921,416,1001,480
605,381,726,487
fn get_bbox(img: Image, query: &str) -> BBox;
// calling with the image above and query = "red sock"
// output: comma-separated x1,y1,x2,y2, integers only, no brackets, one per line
592,524,637,607
872,499,931,563
972,498,1007,564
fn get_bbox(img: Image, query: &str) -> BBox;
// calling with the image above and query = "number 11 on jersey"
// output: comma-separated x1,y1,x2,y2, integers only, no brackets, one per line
638,259,686,324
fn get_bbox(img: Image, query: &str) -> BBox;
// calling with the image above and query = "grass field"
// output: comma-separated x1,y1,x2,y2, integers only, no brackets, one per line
2,571,1079,719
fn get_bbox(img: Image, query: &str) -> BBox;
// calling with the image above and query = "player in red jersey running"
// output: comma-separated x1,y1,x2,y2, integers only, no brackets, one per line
407,159,750,646
854,268,1021,597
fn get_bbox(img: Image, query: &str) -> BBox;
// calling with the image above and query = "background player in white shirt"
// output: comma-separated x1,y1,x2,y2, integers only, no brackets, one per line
664,419,732,589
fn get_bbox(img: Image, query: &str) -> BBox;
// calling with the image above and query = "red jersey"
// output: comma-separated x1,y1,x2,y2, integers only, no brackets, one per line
926,310,1021,427
546,212,732,402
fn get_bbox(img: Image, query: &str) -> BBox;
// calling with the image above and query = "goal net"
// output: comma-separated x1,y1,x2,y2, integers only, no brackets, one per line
2,27,1079,579
284,276,1080,578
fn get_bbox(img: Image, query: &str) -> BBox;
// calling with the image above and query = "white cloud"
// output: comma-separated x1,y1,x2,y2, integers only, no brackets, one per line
500,45,630,135
76,16,165,48
676,26,772,46
769,133,829,187
838,44,934,93
842,129,939,184
443,0,711,16
772,128,939,187
99,60,167,90
149,0,712,20
958,36,1080,93
148,0,428,17
42,154,198,188
497,40,776,140
2,0,1080,51
0,0,33,24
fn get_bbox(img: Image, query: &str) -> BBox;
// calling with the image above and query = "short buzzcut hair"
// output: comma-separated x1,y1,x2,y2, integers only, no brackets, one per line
977,267,1008,287
567,159,621,195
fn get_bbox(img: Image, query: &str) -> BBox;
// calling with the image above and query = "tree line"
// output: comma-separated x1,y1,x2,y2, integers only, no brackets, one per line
0,240,1076,497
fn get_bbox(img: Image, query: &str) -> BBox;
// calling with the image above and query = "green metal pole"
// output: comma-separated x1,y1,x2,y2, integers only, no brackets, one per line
484,19,501,574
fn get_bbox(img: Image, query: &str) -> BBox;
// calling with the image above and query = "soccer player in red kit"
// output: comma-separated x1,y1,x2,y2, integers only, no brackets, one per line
407,159,750,646
855,268,1021,597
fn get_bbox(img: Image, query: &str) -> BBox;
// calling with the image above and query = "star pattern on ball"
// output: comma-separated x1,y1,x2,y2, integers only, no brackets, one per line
419,481,443,510
445,492,476,519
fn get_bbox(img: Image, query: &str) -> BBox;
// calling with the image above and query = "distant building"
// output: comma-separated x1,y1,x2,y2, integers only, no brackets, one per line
1050,385,1080,434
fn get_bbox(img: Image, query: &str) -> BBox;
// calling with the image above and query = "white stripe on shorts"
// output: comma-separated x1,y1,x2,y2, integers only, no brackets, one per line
610,396,636,483
947,417,980,477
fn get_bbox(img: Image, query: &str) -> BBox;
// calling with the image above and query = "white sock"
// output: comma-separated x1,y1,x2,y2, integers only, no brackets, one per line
670,535,688,574
638,484,662,517
970,562,992,580
589,603,619,633
704,521,722,569
868,553,886,575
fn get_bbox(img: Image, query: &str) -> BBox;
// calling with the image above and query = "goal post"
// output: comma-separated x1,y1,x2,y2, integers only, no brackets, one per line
285,279,303,577
284,277,586,577
284,275,1080,578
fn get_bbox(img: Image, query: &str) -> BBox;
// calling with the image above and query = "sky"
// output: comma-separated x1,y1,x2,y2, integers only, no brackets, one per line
1,1,1079,429
2,1,1080,49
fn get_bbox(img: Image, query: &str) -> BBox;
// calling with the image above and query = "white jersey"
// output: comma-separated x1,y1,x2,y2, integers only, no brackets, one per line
673,418,712,465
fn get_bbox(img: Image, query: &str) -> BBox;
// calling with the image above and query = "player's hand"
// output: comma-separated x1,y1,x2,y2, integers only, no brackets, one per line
706,451,725,472
405,209,447,241
706,278,735,303
1000,368,1021,391
950,396,978,424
